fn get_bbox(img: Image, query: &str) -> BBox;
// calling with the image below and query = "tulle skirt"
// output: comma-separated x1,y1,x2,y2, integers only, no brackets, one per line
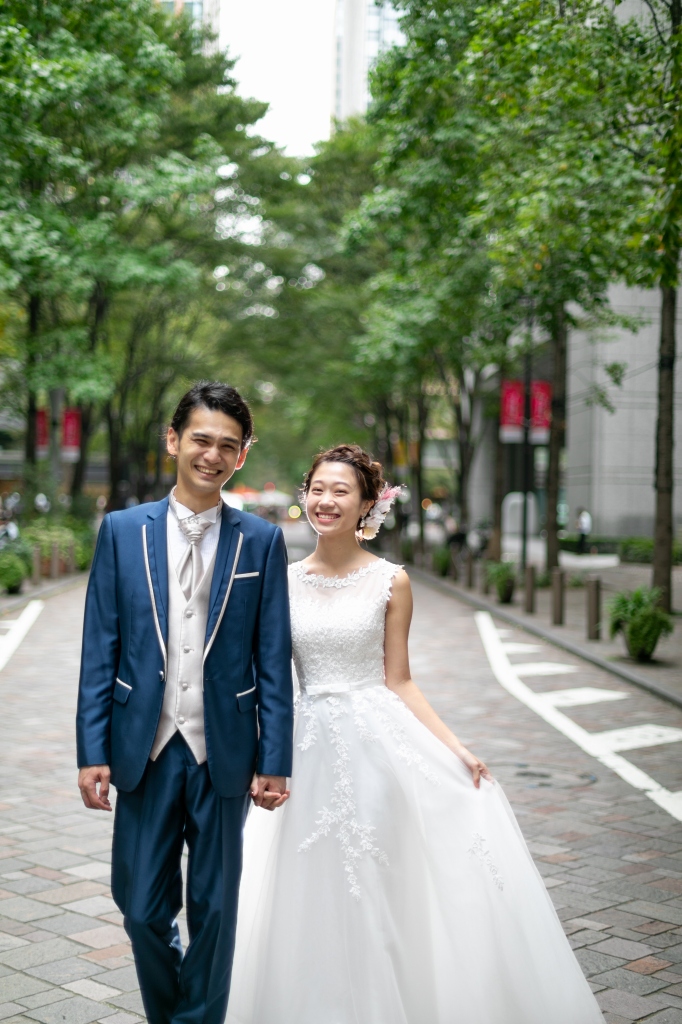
226,684,604,1024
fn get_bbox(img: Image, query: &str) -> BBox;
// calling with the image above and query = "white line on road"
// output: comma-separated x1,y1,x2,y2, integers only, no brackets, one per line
0,601,44,674
475,611,682,823
513,662,579,677
537,687,629,707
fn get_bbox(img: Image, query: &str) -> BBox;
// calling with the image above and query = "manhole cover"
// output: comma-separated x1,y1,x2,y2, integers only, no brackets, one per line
492,762,598,790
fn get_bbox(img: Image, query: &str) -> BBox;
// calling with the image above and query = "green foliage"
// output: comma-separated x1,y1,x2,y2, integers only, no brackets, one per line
0,551,27,593
22,520,92,569
485,560,516,603
432,547,451,577
608,587,674,662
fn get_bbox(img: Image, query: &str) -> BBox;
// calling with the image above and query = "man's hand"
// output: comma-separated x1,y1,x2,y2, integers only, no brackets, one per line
78,765,112,811
250,774,289,811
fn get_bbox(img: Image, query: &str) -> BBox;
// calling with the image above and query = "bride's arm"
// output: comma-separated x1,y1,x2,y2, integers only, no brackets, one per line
384,569,493,788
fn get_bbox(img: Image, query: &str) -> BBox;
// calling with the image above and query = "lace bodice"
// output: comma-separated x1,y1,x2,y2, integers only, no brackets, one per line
288,559,401,696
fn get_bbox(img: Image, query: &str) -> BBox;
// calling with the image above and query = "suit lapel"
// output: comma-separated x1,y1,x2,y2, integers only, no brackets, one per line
205,505,242,646
146,499,169,646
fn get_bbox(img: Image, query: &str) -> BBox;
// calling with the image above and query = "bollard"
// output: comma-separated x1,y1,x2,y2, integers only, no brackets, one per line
551,568,565,626
480,558,490,595
586,575,601,640
525,564,536,614
32,545,41,587
466,549,474,589
50,542,60,580
67,541,76,575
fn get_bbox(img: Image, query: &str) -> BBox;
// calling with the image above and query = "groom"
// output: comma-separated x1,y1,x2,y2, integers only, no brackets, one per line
76,380,293,1024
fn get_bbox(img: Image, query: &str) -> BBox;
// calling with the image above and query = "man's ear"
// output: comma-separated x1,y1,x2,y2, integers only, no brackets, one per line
166,427,179,457
235,447,249,470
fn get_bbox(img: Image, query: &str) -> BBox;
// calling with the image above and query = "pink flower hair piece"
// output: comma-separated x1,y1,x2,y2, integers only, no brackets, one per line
360,484,404,540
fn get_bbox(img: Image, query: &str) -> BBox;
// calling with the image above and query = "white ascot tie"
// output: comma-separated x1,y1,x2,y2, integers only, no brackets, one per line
169,492,219,599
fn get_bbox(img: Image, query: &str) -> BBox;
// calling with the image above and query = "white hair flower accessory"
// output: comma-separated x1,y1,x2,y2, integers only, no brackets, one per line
360,484,403,540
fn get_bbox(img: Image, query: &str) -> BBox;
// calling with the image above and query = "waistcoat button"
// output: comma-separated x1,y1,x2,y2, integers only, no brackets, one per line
182,683,189,690
183,646,190,653
177,716,185,724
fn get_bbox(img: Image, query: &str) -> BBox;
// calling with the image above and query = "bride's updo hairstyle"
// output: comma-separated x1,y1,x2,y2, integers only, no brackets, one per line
302,444,385,526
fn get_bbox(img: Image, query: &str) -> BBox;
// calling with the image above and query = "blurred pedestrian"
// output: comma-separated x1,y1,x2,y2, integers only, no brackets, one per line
576,507,592,554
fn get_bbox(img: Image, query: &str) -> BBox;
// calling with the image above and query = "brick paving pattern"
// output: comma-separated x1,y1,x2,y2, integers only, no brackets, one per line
1,580,682,1023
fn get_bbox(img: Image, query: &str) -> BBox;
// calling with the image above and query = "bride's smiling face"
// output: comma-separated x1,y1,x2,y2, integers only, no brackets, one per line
306,462,373,538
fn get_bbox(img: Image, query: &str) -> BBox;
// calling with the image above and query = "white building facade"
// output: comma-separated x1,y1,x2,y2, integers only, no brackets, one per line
333,0,403,120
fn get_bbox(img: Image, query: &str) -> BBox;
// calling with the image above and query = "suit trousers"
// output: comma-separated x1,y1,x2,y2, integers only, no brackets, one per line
111,732,250,1024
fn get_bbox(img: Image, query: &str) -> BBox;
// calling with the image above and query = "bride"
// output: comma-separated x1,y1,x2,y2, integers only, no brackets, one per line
226,444,604,1024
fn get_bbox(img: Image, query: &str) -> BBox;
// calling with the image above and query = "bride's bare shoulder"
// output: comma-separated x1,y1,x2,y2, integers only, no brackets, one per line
387,565,412,601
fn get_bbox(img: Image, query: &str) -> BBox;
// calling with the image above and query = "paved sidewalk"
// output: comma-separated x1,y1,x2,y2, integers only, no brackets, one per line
1,581,682,1024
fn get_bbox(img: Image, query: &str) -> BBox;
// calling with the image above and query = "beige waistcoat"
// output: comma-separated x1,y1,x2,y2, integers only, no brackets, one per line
149,544,217,764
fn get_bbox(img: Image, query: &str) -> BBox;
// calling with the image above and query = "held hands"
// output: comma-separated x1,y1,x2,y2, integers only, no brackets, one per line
78,765,112,811
250,774,289,811
452,745,493,789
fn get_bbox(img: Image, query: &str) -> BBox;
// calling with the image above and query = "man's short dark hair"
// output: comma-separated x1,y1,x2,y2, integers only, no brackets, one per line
170,381,254,449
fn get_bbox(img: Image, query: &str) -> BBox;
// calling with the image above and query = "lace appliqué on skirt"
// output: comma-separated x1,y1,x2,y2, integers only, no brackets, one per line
468,832,504,891
298,696,389,901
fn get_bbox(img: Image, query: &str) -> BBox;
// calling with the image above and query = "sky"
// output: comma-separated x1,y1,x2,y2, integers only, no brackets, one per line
220,0,336,157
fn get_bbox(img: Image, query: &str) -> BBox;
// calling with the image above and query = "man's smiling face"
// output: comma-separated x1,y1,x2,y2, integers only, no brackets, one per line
166,405,247,509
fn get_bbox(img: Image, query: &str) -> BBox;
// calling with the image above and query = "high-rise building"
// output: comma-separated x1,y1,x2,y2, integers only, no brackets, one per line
334,0,403,121
158,0,221,53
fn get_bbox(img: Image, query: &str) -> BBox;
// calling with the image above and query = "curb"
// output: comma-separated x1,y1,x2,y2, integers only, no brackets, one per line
0,573,88,618
407,565,682,712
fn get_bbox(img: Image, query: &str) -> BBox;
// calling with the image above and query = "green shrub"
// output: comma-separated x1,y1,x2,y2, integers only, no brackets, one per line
535,570,551,588
608,587,673,662
431,547,451,577
619,537,682,565
0,551,27,594
22,519,94,571
401,538,414,565
619,537,654,564
486,560,516,603
568,573,585,588
5,537,34,575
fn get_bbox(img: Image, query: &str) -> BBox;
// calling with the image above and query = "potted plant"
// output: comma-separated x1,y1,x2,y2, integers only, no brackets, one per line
432,547,452,578
486,560,517,604
0,551,27,594
608,586,673,662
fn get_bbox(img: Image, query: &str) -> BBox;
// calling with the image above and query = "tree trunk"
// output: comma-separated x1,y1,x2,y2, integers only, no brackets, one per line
71,283,109,500
489,409,505,561
652,285,676,611
413,392,429,550
48,387,64,494
23,296,40,469
106,404,124,511
70,403,93,499
546,306,567,571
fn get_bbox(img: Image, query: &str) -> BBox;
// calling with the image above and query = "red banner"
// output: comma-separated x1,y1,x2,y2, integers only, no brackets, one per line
62,408,81,462
500,380,552,444
36,409,49,459
500,380,524,443
530,380,551,444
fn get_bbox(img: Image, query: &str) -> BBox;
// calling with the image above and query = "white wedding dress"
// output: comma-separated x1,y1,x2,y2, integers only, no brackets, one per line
225,559,604,1024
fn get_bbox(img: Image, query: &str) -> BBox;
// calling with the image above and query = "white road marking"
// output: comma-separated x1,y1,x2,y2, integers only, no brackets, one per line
537,687,630,707
0,601,44,673
514,661,579,677
588,724,682,754
475,611,682,823
502,642,544,654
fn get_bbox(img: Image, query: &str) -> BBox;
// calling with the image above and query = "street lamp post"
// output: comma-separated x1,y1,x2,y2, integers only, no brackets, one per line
520,300,533,575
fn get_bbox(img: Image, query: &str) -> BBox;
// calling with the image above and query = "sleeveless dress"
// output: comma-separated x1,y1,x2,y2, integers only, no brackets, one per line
225,559,604,1024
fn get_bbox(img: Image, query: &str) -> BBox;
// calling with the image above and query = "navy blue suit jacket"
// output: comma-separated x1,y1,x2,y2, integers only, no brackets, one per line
76,498,294,798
